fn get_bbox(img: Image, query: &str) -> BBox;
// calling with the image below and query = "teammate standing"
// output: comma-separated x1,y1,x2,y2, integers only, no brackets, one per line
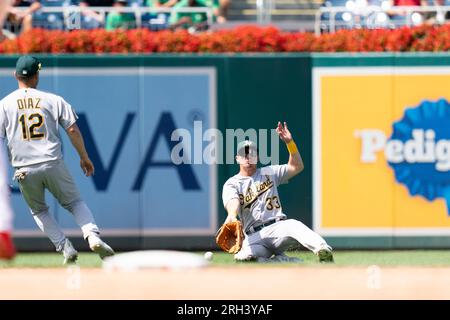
222,122,334,262
0,55,114,264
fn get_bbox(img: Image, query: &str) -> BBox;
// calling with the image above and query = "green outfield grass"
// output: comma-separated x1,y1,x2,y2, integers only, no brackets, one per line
1,250,450,268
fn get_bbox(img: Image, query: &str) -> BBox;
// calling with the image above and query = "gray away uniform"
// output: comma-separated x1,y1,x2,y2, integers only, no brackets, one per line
0,88,99,251
222,165,331,261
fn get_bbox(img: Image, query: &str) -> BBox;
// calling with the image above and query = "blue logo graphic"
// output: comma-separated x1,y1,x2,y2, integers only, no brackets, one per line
388,98,450,215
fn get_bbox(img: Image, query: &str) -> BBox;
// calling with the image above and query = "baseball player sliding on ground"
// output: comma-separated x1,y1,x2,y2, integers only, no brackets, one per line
222,122,334,263
0,55,114,264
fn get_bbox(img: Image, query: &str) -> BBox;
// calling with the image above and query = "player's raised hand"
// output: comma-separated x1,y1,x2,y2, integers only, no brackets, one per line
80,157,95,177
276,121,293,143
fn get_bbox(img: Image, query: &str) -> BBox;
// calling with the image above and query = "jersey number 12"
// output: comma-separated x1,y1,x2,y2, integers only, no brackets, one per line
19,113,45,140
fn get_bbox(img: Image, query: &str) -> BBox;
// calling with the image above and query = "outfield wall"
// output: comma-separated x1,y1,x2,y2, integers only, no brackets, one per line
0,55,313,251
312,53,450,248
1,54,450,250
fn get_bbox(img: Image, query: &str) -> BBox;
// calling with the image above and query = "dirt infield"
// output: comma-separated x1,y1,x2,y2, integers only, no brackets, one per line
1,266,450,299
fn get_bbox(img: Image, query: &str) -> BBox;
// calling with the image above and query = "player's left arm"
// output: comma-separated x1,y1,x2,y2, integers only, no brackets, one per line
276,121,304,179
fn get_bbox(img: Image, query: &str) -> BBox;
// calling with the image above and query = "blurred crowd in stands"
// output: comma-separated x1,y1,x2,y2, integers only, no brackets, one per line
0,0,231,37
320,0,450,31
1,0,450,39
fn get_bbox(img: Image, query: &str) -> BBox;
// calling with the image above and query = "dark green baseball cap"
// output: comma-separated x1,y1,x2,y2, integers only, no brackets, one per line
16,55,41,77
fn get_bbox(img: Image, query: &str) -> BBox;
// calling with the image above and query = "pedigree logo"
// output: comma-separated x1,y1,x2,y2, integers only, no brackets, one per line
355,98,450,215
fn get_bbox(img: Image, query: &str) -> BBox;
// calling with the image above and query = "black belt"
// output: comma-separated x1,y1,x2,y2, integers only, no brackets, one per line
248,217,286,234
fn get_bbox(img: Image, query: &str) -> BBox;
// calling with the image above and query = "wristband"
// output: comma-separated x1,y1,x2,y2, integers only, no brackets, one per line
287,140,298,154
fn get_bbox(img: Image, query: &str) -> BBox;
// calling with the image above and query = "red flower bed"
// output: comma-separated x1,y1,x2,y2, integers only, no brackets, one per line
1,24,450,54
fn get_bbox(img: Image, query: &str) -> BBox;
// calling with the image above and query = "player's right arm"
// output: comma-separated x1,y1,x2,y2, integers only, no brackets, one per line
224,198,240,223
65,123,95,177
222,179,241,224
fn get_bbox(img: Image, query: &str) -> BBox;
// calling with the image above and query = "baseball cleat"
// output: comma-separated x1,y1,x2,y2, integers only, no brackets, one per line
318,248,334,263
257,254,303,263
0,231,16,260
273,254,302,263
88,235,115,260
234,250,257,262
62,239,78,265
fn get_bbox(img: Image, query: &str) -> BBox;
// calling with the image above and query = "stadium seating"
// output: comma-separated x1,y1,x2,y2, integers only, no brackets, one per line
318,0,450,32
32,0,69,30
6,0,450,33
137,0,170,31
